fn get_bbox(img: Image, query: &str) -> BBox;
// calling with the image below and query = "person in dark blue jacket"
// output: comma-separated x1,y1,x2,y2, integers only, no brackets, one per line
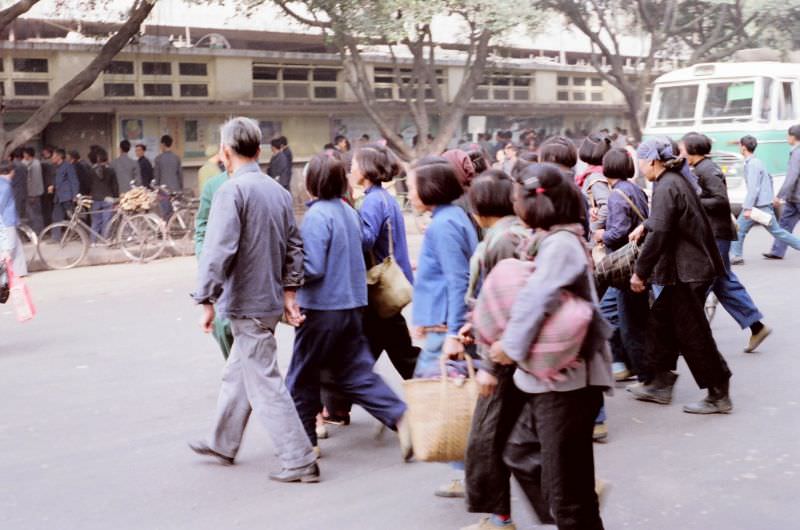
286,153,406,455
50,148,79,239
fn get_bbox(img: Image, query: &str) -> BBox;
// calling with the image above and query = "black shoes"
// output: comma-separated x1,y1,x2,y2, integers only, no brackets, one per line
268,462,320,483
762,253,784,260
188,441,235,466
683,381,733,414
629,371,678,405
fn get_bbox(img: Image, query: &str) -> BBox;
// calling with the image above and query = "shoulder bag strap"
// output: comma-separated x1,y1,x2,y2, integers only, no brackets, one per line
613,188,646,223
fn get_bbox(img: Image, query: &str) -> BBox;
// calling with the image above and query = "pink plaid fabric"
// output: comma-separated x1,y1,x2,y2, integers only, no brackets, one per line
473,258,593,383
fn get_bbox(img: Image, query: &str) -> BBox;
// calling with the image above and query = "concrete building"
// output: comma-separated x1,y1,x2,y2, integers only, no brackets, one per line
1,15,646,191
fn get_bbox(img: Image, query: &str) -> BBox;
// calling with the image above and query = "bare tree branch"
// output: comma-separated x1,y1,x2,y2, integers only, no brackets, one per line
0,0,40,36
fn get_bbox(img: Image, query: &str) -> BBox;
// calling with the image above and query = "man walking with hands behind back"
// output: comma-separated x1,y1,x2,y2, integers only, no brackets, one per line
189,117,319,484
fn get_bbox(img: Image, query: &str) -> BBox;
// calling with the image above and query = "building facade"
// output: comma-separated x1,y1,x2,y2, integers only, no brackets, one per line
1,21,634,191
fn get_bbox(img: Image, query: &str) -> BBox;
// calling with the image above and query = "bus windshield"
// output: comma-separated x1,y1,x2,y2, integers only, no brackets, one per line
653,85,698,127
702,80,755,123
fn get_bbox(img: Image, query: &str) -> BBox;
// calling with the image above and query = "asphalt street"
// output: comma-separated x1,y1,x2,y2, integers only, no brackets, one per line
1,228,799,530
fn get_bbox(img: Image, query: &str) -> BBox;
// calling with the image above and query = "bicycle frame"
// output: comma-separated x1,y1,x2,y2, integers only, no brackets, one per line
63,201,126,246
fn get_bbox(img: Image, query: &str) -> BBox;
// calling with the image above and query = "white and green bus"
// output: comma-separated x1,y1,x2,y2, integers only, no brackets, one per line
644,61,800,211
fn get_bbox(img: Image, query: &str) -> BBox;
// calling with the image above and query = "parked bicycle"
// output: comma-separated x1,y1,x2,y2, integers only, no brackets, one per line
155,185,200,256
37,194,166,270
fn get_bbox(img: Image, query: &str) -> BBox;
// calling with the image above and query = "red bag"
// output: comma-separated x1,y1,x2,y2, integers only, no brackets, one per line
5,259,36,322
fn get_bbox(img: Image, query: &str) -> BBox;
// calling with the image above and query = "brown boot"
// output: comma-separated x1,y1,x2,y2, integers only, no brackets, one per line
628,371,678,405
683,380,732,414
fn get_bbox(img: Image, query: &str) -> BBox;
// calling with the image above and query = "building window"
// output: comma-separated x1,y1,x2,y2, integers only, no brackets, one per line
179,63,207,76
591,92,603,102
185,120,199,142
573,77,587,86
252,64,339,100
557,76,569,86
143,83,172,97
142,62,172,76
591,78,603,87
105,61,134,75
557,91,569,101
104,83,135,97
180,84,208,97
0,82,4,96
474,72,533,101
373,67,445,101
13,58,48,73
573,91,586,101
14,81,49,96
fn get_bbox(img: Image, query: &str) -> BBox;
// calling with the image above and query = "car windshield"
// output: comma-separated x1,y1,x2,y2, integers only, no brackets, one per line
702,80,755,123
653,85,698,127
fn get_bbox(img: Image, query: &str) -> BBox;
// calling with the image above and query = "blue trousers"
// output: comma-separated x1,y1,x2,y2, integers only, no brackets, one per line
731,205,800,257
90,200,114,242
712,239,762,329
287,308,406,446
770,201,800,258
617,288,649,381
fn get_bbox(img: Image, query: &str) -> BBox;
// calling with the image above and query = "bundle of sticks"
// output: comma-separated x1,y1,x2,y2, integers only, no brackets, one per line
119,186,157,212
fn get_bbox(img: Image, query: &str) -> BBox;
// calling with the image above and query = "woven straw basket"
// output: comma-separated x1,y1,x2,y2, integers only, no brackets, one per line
402,356,478,462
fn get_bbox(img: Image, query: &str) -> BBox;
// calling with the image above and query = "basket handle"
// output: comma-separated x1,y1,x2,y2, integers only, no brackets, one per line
438,353,476,380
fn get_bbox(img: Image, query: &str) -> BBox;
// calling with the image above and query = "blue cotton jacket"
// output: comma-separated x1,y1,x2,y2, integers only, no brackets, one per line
54,161,79,203
602,180,649,251
0,177,18,228
298,198,368,311
778,144,800,203
742,156,774,209
360,185,413,283
412,204,478,335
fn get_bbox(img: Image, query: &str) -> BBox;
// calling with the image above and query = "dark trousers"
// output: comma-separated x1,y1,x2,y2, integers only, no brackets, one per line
41,193,54,227
645,282,731,389
25,196,44,234
287,308,407,446
617,287,649,380
504,387,604,530
465,366,551,519
322,308,419,414
770,200,800,258
51,201,73,240
712,239,763,329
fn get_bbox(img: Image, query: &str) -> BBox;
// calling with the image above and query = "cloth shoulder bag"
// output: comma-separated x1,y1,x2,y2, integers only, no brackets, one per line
366,199,413,318
472,232,594,384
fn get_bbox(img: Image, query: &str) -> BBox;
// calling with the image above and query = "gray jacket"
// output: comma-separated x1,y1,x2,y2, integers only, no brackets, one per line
778,145,800,203
24,158,44,197
192,162,304,318
111,154,141,193
154,151,183,190
501,228,614,394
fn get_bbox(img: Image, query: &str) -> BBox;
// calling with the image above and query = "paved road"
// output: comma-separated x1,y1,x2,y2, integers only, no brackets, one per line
1,229,799,530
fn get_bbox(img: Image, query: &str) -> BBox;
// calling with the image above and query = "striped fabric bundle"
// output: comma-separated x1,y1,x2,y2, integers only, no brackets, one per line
472,258,593,383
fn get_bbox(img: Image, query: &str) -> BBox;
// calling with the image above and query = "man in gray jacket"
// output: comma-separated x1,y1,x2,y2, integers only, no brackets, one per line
189,116,318,483
110,140,141,194
764,124,800,260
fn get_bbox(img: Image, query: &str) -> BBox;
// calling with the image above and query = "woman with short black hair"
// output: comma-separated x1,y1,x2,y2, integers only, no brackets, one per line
490,162,612,530
681,133,771,353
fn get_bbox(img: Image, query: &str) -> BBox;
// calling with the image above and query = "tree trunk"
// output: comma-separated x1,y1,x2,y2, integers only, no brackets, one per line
1,0,155,158
0,0,41,36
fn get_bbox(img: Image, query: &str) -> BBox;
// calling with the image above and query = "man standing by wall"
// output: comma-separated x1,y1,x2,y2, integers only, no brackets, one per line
764,124,800,260
50,149,80,236
111,140,141,194
189,116,318,483
22,147,44,234
40,146,56,227
135,144,154,189
154,135,183,218
268,138,292,193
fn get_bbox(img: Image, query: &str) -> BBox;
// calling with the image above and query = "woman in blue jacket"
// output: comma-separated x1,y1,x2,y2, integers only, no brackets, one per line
286,154,406,455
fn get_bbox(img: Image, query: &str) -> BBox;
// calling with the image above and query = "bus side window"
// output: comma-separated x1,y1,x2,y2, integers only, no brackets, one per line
779,81,795,121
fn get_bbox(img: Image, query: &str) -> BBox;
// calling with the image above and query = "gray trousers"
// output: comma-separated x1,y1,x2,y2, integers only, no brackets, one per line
5,227,28,277
208,315,314,470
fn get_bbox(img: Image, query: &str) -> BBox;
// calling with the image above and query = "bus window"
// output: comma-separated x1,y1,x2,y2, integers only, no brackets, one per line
760,78,773,121
779,81,795,121
653,85,698,127
702,81,755,123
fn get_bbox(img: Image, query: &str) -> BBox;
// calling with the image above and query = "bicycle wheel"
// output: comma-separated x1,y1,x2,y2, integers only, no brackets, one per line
16,224,39,266
37,222,89,270
166,208,197,256
118,213,166,262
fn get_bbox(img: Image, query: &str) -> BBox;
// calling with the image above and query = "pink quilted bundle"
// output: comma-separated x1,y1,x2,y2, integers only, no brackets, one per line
472,258,593,382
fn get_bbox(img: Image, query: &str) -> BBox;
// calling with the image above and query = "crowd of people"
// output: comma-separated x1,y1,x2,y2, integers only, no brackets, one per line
183,115,800,530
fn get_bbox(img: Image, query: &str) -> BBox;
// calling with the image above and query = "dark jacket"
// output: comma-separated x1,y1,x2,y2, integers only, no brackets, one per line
90,164,119,201
138,156,154,188
692,157,736,241
635,170,724,286
54,161,80,203
74,160,93,196
268,150,292,191
602,180,649,251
